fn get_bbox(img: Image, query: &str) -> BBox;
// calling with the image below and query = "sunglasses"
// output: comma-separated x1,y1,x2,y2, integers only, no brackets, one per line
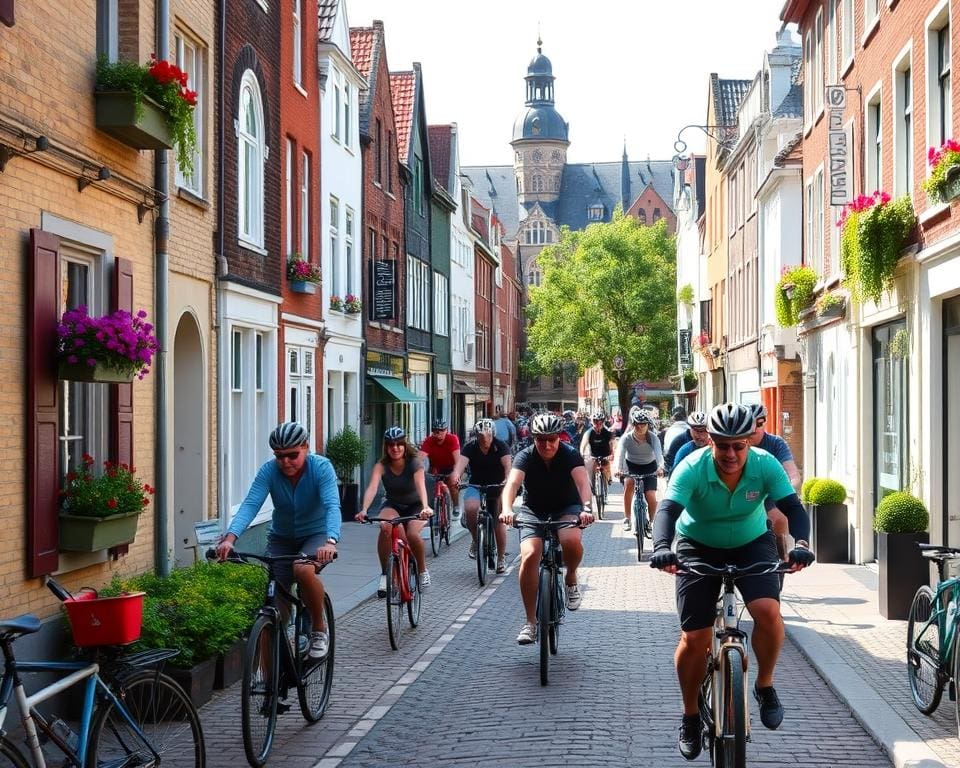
274,450,301,462
714,441,748,453
534,435,560,444
385,441,405,448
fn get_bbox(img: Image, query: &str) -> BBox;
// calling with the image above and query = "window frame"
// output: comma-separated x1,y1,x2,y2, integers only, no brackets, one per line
300,151,310,262
841,0,854,70
864,82,883,193
285,138,294,257
345,207,355,297
292,0,302,88
238,70,266,250
175,31,204,195
892,45,914,199
925,2,952,158
329,196,340,300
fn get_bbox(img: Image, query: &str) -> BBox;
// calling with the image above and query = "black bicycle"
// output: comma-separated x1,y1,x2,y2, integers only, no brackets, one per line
513,511,580,686
207,549,335,768
463,482,505,586
590,457,610,520
626,471,658,561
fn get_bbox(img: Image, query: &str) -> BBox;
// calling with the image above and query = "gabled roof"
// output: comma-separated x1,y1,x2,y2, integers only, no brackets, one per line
350,23,378,136
428,124,454,193
711,74,753,126
318,0,338,42
389,70,416,162
349,26,374,80
773,82,802,118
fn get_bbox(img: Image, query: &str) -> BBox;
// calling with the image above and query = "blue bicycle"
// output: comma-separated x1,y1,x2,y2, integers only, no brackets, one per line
626,471,658,562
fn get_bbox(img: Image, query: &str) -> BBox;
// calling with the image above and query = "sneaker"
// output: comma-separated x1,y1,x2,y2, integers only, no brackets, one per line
496,556,507,574
468,542,477,559
420,570,431,589
516,622,537,645
677,714,702,760
377,574,387,598
643,521,653,538
565,583,582,611
308,631,329,659
621,518,631,531
753,684,784,730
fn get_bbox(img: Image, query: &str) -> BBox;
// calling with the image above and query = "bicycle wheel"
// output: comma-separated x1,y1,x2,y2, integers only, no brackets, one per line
90,668,206,768
241,615,279,767
907,585,944,713
439,492,451,548
407,556,421,628
428,503,440,556
298,593,335,722
0,736,29,768
486,515,497,572
538,566,552,686
386,555,404,650
634,493,645,562
595,472,606,520
476,516,488,586
549,570,562,656
717,646,746,768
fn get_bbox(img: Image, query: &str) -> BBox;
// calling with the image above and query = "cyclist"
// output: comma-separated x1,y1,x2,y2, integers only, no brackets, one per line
493,411,517,450
662,406,689,455
614,408,664,534
450,418,512,572
561,410,578,444
668,411,710,470
500,413,594,644
580,410,615,491
357,426,434,595
748,403,802,562
419,418,462,511
217,421,339,660
649,403,815,760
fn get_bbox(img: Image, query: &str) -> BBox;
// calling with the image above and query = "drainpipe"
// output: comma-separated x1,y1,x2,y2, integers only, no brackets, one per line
154,0,170,576
215,0,228,539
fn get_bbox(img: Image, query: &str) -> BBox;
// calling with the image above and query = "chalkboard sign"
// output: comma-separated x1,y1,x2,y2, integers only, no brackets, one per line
372,260,395,320
679,329,692,366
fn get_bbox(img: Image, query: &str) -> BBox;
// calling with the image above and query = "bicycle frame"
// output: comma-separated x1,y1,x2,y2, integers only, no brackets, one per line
912,549,960,685
366,516,418,603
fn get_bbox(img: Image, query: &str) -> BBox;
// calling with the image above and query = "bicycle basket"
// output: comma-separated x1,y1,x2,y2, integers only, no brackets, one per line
64,590,146,647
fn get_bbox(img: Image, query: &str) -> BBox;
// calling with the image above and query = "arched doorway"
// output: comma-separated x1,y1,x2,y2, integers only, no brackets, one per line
173,312,206,568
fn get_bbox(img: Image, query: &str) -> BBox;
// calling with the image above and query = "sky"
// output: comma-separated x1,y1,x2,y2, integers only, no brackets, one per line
344,1,795,167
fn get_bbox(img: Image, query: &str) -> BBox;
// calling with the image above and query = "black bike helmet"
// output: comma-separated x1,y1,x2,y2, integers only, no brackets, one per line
383,426,406,441
687,410,708,428
591,410,606,421
707,403,755,439
531,413,564,435
432,418,448,430
269,421,309,450
750,403,768,421
474,418,495,435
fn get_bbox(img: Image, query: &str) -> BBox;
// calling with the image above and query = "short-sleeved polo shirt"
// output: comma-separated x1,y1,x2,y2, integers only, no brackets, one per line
513,443,584,515
757,432,794,463
664,447,795,549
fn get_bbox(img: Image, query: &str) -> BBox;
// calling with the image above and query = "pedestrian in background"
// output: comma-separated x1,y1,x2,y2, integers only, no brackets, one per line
494,411,517,449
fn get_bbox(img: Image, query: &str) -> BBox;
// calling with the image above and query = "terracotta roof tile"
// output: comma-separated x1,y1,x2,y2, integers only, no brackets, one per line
389,70,416,163
350,26,375,80
428,124,452,192
318,0,338,42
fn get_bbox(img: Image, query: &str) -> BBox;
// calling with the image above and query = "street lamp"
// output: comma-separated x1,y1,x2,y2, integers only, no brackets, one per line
673,123,739,158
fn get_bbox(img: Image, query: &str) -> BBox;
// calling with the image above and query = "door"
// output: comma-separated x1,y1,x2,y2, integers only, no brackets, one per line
872,320,909,541
945,299,960,545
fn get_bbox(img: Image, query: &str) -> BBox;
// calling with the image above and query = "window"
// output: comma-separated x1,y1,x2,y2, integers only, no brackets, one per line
841,0,854,65
814,8,824,114
413,155,423,215
329,197,340,299
532,175,544,192
175,33,203,195
344,82,352,149
238,71,265,248
332,71,341,142
803,31,812,125
865,0,879,34
300,152,310,261
96,0,118,61
894,54,913,198
345,207,355,297
653,208,661,223
255,333,264,391
285,139,293,256
866,88,882,192
374,118,382,184
813,168,824,276
434,272,448,336
387,131,394,193
286,345,315,451
638,209,646,225
409,373,427,443
828,0,837,85
232,329,243,391
587,204,604,220
525,220,547,245
292,0,302,87
927,7,952,153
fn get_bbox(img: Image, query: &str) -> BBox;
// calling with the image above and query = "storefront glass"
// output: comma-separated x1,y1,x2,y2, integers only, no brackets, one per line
872,320,909,523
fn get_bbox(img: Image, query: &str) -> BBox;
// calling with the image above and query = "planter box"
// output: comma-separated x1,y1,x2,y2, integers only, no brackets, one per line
214,638,245,690
169,656,217,709
931,165,960,204
59,511,140,552
878,530,930,620
811,503,849,563
289,280,317,294
339,483,359,522
816,300,845,320
59,361,135,383
94,91,173,150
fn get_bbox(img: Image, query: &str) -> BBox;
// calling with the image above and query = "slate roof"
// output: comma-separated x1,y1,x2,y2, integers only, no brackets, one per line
428,125,453,193
317,0,338,42
773,82,802,118
712,74,753,126
389,70,416,163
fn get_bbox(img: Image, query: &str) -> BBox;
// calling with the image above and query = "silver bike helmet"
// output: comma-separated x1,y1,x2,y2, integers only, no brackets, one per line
707,403,755,439
474,418,495,435
530,413,565,435
687,410,708,428
750,403,768,421
269,421,309,450
383,426,406,441
630,409,654,426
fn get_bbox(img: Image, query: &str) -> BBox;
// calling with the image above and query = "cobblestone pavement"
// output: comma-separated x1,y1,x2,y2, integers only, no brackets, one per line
200,490,891,767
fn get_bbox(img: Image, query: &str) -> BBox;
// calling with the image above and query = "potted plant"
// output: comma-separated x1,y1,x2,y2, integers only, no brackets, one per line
286,253,321,294
324,425,366,521
805,478,849,563
58,454,154,551
838,191,916,304
57,305,159,383
329,295,344,312
922,139,960,203
94,55,198,173
344,294,362,314
874,491,930,620
814,291,845,320
774,265,818,327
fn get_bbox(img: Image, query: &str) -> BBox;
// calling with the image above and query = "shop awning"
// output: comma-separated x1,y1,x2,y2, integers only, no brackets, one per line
368,375,425,403
452,378,479,394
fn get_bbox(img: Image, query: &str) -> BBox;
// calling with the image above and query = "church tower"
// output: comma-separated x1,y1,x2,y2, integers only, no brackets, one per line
511,38,569,206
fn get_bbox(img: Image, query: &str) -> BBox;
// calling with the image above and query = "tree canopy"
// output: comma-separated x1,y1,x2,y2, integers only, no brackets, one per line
525,212,677,418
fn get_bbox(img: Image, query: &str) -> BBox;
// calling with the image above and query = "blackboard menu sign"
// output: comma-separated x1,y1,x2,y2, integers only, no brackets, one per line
679,328,692,367
372,260,395,320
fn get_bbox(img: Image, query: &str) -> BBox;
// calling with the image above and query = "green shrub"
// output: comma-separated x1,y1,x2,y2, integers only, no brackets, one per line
774,266,818,326
677,283,694,305
324,425,366,484
807,478,847,504
800,478,819,503
873,491,929,534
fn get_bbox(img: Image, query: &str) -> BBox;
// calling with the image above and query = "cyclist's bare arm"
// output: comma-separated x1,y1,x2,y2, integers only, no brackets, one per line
571,465,595,525
412,466,432,516
357,462,385,520
449,454,470,486
782,459,801,489
579,430,591,456
500,467,525,524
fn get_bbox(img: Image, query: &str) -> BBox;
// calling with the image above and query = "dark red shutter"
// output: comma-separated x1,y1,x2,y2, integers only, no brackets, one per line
110,257,134,467
27,229,60,577
0,0,14,27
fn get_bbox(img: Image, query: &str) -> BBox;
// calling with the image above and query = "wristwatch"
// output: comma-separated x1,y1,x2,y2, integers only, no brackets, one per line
326,537,338,546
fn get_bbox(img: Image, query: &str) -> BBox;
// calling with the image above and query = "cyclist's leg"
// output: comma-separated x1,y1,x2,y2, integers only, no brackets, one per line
555,505,585,586
445,470,459,508
266,532,297,625
602,457,612,484
402,517,429,574
584,456,596,489
293,533,330,633
490,494,508,558
518,528,545,624
622,476,635,524
739,531,785,688
376,504,401,571
462,486,481,542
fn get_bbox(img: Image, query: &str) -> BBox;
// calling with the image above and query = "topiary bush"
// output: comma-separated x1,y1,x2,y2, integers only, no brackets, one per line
874,491,929,534
800,478,819,503
807,478,847,504
324,425,366,484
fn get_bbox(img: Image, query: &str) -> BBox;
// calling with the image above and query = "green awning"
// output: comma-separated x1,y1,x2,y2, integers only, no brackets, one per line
367,375,425,403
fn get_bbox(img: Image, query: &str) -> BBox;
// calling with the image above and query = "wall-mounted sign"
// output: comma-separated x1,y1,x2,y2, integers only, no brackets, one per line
826,85,851,206
679,329,692,367
372,260,395,320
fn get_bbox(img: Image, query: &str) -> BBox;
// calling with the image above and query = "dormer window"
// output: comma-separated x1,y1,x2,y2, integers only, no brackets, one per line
638,209,647,225
653,208,661,223
588,204,604,221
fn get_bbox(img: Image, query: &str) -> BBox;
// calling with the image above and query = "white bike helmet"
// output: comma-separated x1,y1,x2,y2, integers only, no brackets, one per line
707,403,755,439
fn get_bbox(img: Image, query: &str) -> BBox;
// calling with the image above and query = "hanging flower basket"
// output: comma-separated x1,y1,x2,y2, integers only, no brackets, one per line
923,140,960,203
774,266,818,327
57,306,159,381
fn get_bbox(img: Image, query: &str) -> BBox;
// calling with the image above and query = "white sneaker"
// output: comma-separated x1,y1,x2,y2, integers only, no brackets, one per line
516,623,537,645
308,631,329,659
496,556,507,574
468,542,477,559
621,518,631,531
565,583,582,611
420,570,431,589
377,574,387,598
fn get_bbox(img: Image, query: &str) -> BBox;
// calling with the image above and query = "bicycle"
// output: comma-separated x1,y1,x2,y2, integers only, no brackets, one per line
461,482,505,586
681,558,790,768
428,472,453,557
362,516,423,650
0,598,205,768
906,543,960,733
625,471,658,562
206,549,335,768
513,511,581,686
589,457,609,520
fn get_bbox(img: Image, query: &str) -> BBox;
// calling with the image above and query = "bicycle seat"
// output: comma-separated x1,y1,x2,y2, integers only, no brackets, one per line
918,544,960,560
0,614,42,639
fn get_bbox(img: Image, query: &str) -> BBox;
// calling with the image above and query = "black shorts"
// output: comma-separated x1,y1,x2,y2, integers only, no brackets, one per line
266,532,328,591
380,500,422,519
518,503,581,543
625,459,658,492
675,531,781,632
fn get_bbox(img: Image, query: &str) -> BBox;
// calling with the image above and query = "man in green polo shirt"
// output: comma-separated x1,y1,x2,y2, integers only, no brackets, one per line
650,402,815,762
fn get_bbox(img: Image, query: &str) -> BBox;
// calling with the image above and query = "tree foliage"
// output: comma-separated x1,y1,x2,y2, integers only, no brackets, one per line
526,212,677,417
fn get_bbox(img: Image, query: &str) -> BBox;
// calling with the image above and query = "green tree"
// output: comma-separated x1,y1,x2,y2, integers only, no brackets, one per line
526,212,677,419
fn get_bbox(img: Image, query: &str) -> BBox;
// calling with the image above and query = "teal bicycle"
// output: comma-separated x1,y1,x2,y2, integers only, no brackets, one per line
906,543,960,733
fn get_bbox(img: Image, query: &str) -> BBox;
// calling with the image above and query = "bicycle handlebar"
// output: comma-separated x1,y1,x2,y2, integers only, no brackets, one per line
204,548,337,569
459,482,505,492
918,544,960,558
512,511,584,531
678,559,790,578
362,515,424,525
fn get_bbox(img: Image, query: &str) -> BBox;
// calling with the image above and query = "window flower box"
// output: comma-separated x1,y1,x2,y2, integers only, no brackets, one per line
59,509,141,552
287,253,321,294
923,140,960,204
329,295,344,312
344,294,362,314
57,306,159,381
94,90,173,151
289,280,316,294
58,361,136,383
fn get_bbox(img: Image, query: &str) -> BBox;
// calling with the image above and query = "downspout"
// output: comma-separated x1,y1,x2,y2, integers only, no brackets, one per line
154,0,170,576
215,0,228,539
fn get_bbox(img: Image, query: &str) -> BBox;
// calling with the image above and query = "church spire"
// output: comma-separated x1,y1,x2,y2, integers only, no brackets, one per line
621,141,631,211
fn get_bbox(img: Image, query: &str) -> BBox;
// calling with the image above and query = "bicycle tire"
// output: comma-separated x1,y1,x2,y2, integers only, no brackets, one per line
634,492,645,562
90,667,206,768
907,585,944,714
486,514,497,572
241,615,279,767
549,570,562,656
0,736,29,768
476,516,488,586
717,646,747,768
428,503,440,557
538,567,552,686
407,557,422,628
438,492,451,548
596,472,606,520
386,555,404,650
298,593,335,722
442,492,452,546
953,625,960,741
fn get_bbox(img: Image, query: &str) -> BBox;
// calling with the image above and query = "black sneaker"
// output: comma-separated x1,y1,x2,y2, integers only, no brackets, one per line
753,684,784,729
677,714,702,760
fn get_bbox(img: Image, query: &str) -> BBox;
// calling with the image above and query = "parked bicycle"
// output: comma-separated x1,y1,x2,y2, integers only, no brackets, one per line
590,459,608,520
626,471,658,561
681,558,790,768
906,543,960,734
513,511,580,686
1,582,205,768
461,482,505,586
428,471,453,557
206,549,335,768
362,516,423,650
